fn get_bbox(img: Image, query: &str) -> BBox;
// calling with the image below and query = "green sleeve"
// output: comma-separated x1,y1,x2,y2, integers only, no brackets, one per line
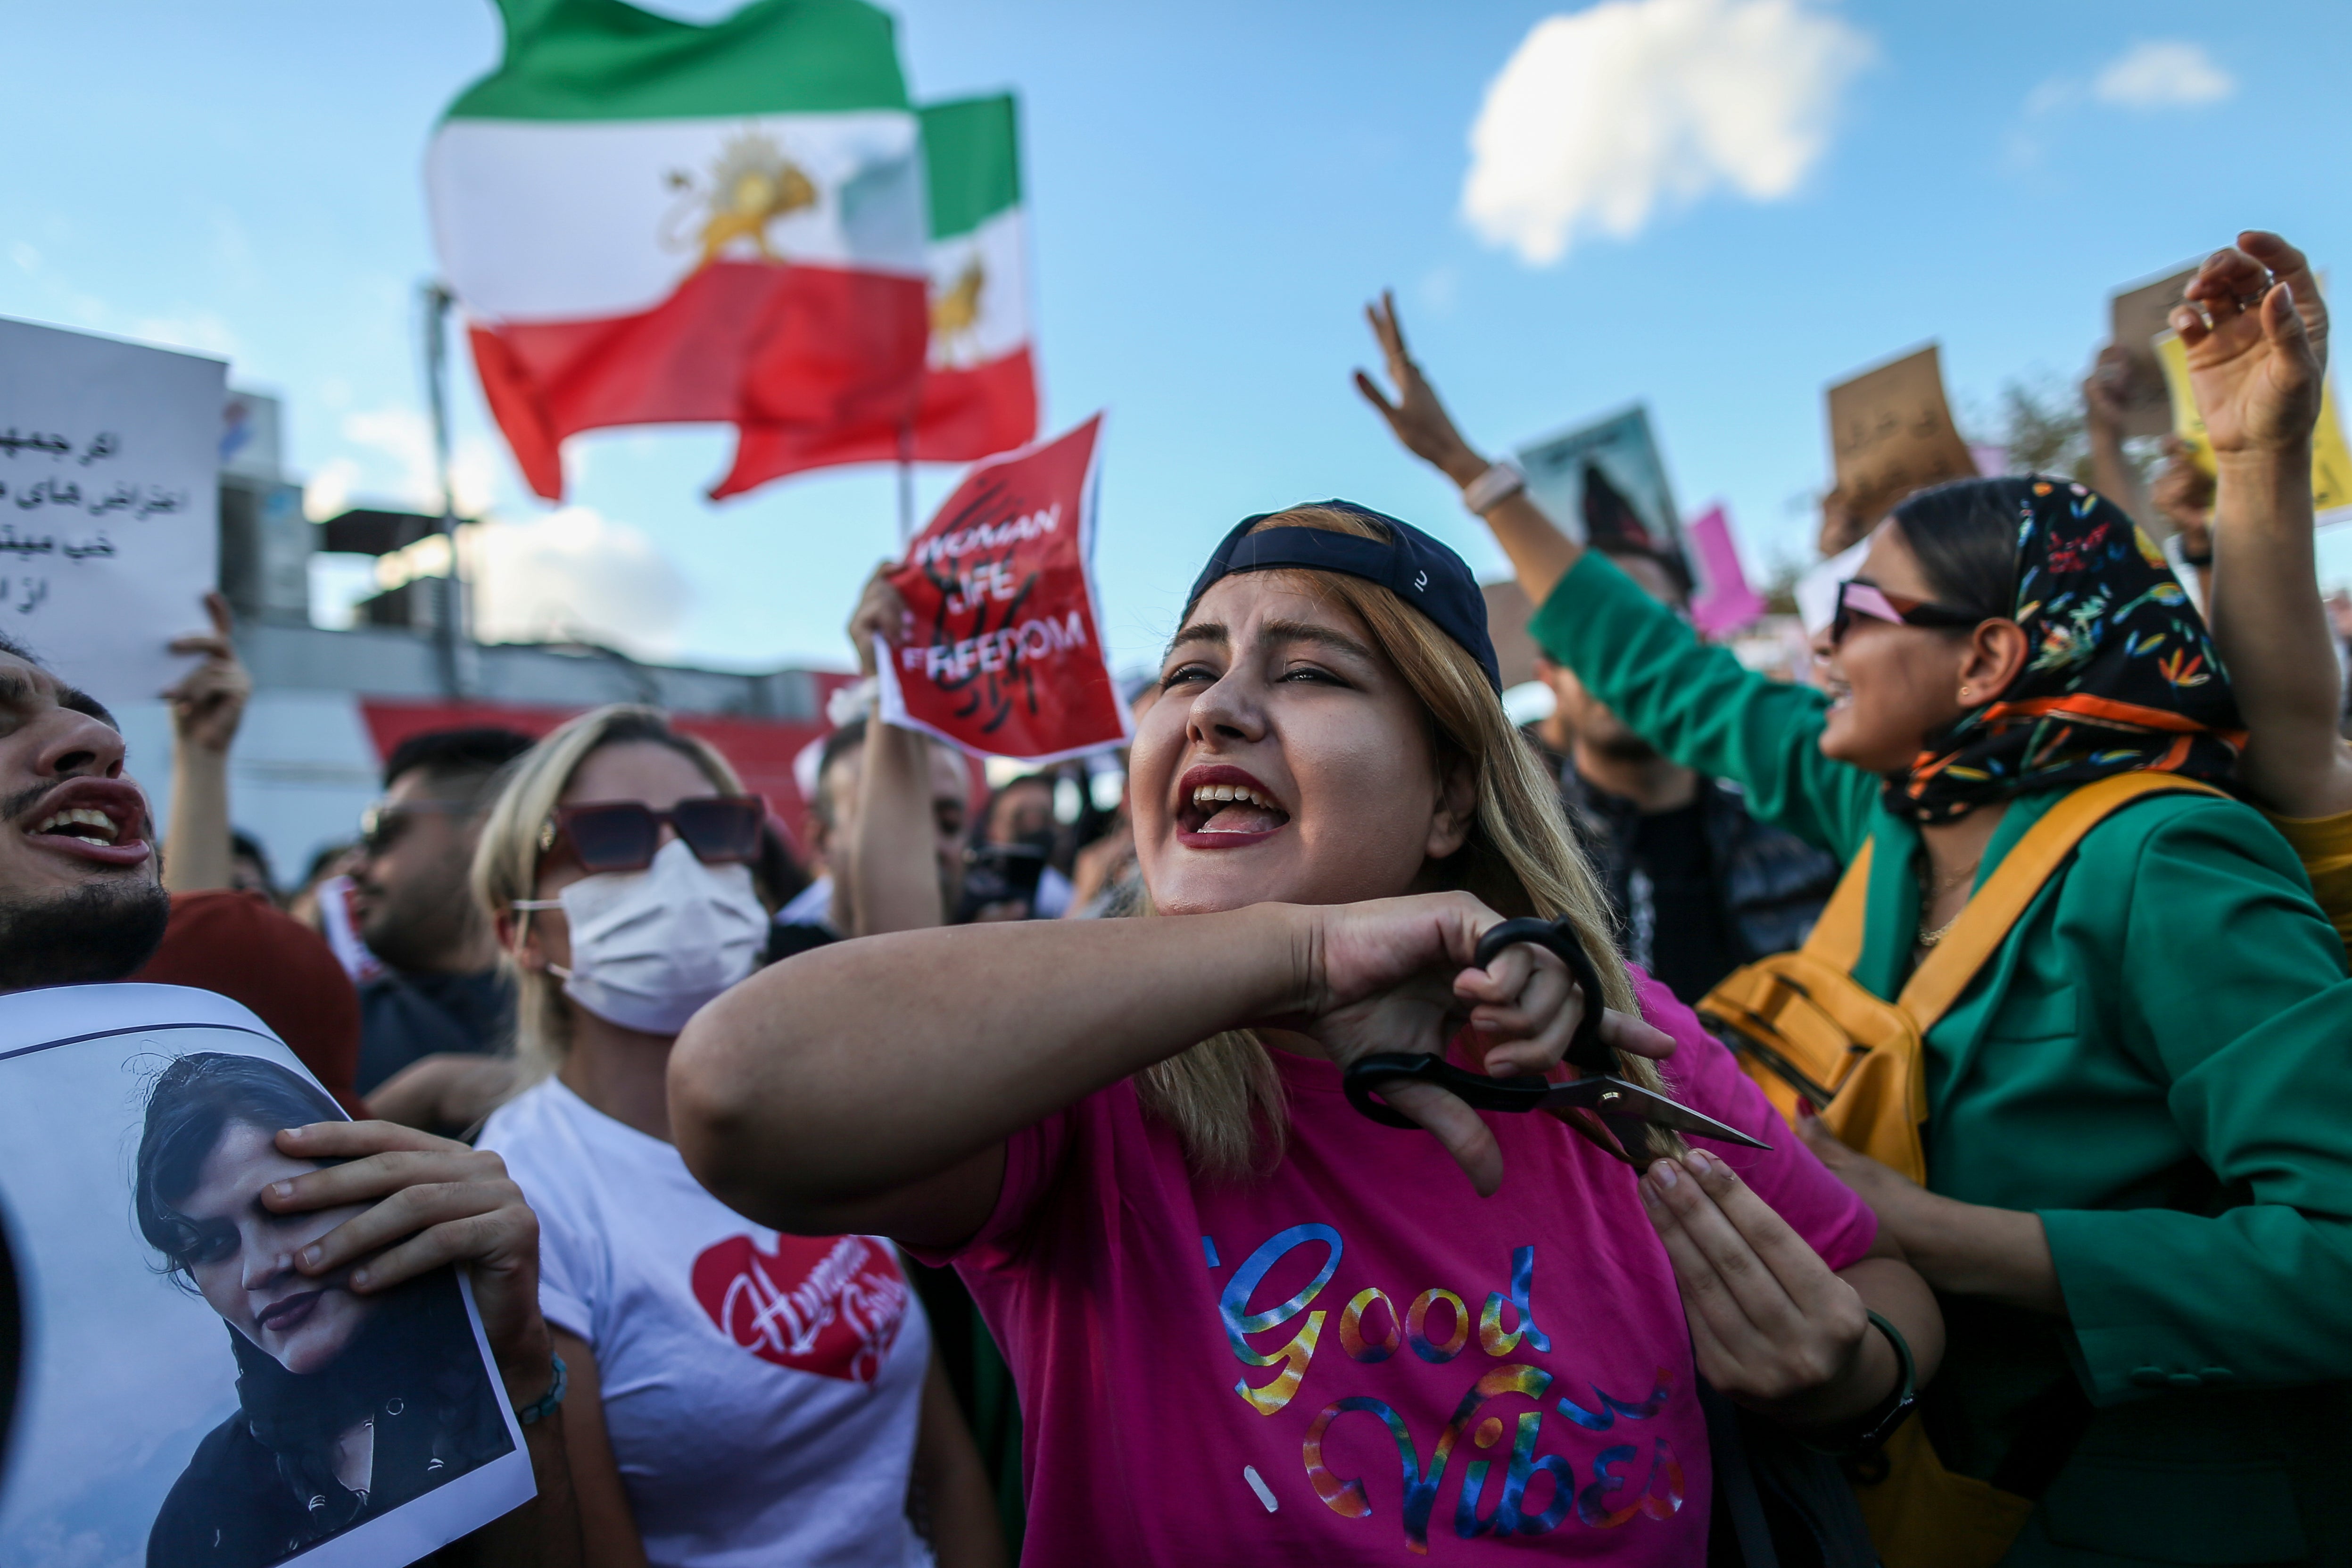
1526,552,1878,858
2041,800,2352,1402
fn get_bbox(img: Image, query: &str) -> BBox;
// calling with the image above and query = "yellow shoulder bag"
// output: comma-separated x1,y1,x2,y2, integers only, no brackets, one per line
1697,772,2224,1568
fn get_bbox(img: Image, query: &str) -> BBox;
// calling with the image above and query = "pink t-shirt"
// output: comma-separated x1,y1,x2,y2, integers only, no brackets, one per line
930,970,1875,1565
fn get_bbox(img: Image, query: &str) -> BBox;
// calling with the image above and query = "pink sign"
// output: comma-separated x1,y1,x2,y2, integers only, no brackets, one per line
1685,504,1766,637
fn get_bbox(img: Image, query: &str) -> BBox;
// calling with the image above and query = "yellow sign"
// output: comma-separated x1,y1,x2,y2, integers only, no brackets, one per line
2154,329,2352,519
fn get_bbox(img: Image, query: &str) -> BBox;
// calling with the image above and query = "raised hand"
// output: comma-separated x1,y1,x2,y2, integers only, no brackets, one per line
1354,291,1489,486
847,564,912,680
162,590,251,754
2082,343,2134,434
1285,893,1674,1194
2177,231,2328,457
267,1119,555,1400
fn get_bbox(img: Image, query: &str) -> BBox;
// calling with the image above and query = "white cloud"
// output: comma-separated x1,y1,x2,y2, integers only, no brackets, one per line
1462,0,1871,266
308,405,500,520
302,456,360,523
462,507,692,658
2093,40,2233,108
339,406,437,505
446,436,503,517
2021,77,2072,119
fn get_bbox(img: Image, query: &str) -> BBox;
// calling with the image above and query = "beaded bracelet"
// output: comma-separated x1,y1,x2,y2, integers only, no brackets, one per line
516,1354,568,1427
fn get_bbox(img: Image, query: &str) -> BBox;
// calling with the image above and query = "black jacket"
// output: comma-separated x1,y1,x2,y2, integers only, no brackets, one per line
1530,731,1841,991
147,1280,511,1567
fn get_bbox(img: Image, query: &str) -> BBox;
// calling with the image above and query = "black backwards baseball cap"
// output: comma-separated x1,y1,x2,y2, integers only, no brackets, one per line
1184,500,1504,692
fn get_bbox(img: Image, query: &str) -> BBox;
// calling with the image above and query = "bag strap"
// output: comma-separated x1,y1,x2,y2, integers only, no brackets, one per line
1797,840,1875,973
1895,772,2226,1029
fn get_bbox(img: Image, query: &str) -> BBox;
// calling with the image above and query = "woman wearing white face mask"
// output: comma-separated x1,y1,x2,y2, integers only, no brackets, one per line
472,706,1006,1568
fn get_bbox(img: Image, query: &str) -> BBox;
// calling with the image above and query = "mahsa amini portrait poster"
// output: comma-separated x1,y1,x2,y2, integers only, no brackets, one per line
0,983,532,1568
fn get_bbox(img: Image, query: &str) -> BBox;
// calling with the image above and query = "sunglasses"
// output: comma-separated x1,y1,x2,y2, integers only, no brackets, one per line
1829,578,1985,645
358,799,472,857
537,796,767,874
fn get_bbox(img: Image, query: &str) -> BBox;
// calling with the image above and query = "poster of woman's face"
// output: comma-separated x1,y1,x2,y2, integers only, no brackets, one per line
0,984,531,1568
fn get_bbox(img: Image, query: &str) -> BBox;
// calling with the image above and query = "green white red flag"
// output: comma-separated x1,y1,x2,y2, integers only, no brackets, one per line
427,0,932,501
713,93,1039,497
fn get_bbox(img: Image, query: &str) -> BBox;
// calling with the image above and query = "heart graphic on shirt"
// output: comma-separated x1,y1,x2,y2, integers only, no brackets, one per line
690,1233,910,1384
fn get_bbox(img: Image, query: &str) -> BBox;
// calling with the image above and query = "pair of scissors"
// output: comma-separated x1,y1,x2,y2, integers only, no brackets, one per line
1341,917,1772,1167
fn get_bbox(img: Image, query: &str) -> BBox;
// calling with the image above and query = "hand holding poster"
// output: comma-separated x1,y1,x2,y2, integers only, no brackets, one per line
876,415,1128,762
0,318,224,714
0,984,534,1568
1825,344,1979,539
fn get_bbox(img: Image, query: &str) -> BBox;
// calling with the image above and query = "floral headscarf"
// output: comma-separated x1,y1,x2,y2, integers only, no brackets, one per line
1894,477,2245,824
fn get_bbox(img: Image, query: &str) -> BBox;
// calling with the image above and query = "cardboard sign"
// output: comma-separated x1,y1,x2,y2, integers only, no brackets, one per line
2154,329,2352,522
0,984,533,1567
877,415,1128,763
1825,344,1979,533
1684,505,1767,637
0,318,224,713
1517,403,1689,567
2110,264,2200,439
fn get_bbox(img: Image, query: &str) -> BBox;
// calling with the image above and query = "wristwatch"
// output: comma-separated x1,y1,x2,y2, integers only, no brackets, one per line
1462,460,1526,514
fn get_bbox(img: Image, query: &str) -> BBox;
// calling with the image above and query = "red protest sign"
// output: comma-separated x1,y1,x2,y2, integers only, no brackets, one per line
876,415,1127,763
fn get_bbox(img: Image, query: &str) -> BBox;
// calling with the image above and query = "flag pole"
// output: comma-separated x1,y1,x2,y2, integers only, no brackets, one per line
895,422,916,547
421,280,471,699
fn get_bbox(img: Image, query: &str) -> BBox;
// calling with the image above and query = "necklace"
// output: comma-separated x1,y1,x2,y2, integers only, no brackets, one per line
1916,911,1963,947
1915,854,1983,947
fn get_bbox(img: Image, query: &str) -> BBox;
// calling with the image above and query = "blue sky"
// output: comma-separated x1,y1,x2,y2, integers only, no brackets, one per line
4,0,2348,678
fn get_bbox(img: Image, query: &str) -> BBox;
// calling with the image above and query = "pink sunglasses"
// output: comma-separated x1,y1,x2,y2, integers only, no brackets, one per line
1829,579,1985,644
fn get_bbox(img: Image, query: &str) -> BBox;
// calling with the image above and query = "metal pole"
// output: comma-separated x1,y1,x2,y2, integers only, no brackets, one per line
421,281,467,698
895,422,916,547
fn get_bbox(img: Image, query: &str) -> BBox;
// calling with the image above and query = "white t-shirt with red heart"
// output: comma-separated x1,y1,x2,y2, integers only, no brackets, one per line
481,1078,933,1568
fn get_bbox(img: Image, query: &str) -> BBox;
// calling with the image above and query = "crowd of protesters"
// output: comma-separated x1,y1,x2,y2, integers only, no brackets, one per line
7,227,2352,1567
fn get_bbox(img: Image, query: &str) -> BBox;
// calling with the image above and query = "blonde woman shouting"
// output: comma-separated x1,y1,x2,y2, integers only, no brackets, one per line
672,505,1939,1564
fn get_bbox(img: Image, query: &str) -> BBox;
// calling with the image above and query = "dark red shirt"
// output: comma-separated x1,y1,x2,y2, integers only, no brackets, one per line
134,889,364,1114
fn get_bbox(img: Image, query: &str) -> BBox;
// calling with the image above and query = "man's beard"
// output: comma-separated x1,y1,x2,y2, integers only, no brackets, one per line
0,874,172,990
358,869,480,974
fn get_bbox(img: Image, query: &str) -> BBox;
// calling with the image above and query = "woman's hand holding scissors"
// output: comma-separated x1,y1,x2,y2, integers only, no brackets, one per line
1272,893,1675,1196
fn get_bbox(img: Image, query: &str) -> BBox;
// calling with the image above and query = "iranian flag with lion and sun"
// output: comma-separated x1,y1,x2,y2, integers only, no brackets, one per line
428,0,1036,501
714,91,1037,496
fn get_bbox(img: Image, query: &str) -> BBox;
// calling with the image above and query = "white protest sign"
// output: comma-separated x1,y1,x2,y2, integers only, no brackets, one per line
0,318,223,713
0,983,534,1567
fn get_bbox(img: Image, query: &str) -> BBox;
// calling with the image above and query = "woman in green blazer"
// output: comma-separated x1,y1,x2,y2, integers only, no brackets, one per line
1355,296,2352,1565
